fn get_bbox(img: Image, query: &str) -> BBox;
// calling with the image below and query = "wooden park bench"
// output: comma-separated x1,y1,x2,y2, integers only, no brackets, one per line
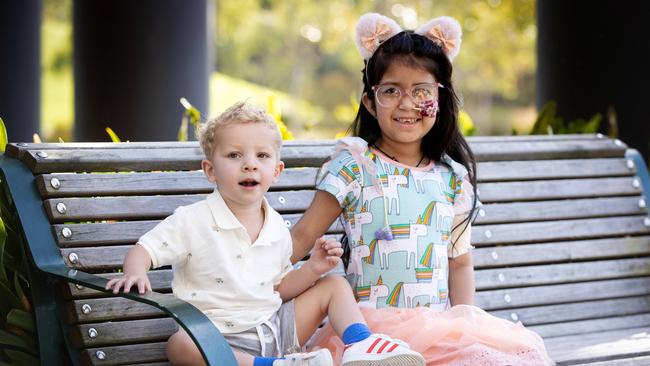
2,134,650,366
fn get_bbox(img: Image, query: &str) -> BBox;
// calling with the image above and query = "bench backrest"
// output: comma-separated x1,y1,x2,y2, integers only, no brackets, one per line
5,135,650,366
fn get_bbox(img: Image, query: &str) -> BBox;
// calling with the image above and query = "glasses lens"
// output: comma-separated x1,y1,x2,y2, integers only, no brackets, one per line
374,84,437,107
411,85,436,105
375,85,401,107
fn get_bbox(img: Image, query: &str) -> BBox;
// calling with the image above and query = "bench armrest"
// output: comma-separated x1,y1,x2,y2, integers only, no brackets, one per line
42,265,237,366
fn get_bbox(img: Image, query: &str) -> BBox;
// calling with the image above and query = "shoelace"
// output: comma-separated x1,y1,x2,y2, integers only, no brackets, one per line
284,352,316,366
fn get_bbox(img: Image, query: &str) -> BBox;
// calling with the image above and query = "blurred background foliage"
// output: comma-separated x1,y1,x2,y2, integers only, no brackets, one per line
41,0,536,141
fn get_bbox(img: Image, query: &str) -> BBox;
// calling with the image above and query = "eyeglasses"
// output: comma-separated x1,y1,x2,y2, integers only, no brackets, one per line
371,83,443,108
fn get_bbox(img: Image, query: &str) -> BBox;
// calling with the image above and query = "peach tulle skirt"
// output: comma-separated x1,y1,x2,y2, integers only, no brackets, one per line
308,305,554,366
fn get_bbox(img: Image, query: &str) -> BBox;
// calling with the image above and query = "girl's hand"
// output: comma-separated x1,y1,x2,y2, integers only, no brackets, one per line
304,237,344,276
105,272,152,295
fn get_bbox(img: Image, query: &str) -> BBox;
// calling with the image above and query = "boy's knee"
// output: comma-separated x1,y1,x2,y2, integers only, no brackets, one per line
167,330,205,366
317,274,352,291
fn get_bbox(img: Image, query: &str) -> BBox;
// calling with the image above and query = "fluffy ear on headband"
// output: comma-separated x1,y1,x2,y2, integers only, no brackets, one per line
414,16,462,62
355,13,462,62
355,13,403,61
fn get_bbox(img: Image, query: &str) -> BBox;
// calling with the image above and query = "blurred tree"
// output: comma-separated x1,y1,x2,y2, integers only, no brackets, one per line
214,0,535,136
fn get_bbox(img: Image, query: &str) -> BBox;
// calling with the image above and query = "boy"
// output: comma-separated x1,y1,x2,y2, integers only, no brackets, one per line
106,101,425,366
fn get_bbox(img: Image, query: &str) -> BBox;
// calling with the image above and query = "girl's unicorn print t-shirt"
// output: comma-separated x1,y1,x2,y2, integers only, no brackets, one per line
317,140,473,311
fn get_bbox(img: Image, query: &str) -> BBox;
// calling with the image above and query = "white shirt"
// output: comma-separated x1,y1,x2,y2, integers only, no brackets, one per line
138,189,293,333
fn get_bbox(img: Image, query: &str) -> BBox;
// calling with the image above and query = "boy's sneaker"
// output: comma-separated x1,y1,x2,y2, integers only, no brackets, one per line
277,348,334,366
341,333,425,366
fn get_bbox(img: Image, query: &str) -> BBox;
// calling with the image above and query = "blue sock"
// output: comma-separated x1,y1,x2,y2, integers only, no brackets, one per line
253,357,283,366
342,323,372,345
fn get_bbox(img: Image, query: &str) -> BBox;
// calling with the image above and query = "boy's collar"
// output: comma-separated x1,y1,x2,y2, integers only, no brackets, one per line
206,189,283,243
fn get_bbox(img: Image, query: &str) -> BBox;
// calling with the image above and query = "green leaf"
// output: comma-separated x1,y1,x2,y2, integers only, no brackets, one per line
105,127,121,143
13,272,31,312
0,217,7,283
6,309,34,333
583,113,602,133
530,101,557,135
177,116,188,142
0,280,21,310
180,98,201,123
5,349,38,365
0,118,7,153
0,329,36,354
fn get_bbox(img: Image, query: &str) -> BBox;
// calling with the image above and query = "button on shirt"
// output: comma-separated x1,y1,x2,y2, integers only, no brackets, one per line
138,190,293,333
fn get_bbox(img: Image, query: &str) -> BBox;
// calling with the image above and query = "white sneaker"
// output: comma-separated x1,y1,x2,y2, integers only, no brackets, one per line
276,349,334,366
341,333,425,366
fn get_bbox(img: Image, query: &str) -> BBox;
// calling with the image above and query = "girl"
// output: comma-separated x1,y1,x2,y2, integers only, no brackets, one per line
291,13,554,366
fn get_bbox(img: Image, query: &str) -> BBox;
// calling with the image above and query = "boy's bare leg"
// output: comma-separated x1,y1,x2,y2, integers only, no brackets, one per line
293,275,366,345
167,329,254,366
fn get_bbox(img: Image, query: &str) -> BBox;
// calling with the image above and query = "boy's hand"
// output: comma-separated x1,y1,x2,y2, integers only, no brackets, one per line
304,237,344,276
105,272,152,295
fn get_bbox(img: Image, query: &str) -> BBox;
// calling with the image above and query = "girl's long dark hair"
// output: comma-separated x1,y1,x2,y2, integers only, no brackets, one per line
342,31,478,269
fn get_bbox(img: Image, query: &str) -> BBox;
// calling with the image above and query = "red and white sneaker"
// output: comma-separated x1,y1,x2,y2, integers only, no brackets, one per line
341,333,425,366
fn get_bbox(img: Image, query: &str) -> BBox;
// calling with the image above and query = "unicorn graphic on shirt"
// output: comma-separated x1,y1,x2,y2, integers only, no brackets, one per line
356,276,389,307
345,203,372,242
387,281,436,308
321,161,361,205
365,203,436,270
420,243,448,270
361,168,408,215
410,168,446,194
348,238,370,286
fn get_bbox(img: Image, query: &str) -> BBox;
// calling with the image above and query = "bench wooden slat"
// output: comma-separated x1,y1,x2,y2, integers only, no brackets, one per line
477,196,645,225
471,139,626,161
45,191,316,223
479,176,642,203
60,243,650,289
71,304,650,348
60,234,650,271
490,297,650,327
22,146,335,173
473,216,650,246
535,313,650,341
68,281,650,325
76,318,177,348
20,139,626,173
478,158,634,182
38,168,321,198
53,213,341,247
475,258,650,289
37,158,635,199
83,342,167,366
571,355,650,366
544,326,650,365
74,312,650,348
67,296,169,323
475,277,650,311
66,270,173,299
472,236,650,268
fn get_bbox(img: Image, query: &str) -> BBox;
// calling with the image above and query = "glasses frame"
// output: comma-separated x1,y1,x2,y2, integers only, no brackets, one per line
371,83,444,108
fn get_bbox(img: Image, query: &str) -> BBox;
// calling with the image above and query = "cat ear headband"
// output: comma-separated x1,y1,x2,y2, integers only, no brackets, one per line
355,13,462,62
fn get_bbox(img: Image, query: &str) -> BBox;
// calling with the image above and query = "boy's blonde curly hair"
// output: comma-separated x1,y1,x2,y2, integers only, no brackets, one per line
199,101,282,160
